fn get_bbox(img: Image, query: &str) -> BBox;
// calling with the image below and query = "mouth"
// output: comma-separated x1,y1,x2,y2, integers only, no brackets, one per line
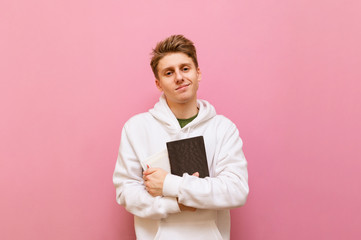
176,83,190,90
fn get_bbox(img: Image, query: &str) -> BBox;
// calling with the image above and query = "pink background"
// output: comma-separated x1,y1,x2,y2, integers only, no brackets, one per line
1,0,360,239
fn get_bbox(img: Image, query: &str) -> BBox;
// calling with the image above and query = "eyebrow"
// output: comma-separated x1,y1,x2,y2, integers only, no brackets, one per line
160,63,192,73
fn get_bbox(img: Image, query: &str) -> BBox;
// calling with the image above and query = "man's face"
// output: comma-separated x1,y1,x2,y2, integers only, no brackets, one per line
155,52,201,106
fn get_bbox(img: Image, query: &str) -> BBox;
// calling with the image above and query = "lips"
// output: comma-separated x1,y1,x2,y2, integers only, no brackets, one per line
176,83,190,90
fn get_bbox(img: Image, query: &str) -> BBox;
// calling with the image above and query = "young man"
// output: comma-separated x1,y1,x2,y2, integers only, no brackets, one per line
113,35,249,240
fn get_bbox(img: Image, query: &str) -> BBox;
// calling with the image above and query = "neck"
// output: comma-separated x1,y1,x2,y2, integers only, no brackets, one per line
166,97,198,119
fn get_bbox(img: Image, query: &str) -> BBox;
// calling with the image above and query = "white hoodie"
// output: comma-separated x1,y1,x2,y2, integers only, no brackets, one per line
113,95,249,240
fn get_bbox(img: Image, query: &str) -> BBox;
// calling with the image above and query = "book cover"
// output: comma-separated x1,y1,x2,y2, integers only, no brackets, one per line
166,136,209,178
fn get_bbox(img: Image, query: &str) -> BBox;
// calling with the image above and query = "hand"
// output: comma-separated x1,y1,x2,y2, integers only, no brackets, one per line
178,203,196,212
178,171,199,212
143,168,168,197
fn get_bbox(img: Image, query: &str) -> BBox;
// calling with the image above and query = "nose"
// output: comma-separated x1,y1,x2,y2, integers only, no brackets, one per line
174,70,183,83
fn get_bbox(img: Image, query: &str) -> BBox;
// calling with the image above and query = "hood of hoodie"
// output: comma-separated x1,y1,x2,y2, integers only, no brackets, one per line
149,94,217,135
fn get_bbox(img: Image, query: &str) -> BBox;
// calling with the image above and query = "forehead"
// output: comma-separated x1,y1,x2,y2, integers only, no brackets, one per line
157,52,195,71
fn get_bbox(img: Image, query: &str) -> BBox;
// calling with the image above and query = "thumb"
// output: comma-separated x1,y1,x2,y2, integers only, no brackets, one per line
192,172,199,177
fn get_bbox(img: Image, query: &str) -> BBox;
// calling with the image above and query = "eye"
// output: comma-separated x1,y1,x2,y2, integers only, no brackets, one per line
183,67,189,71
165,71,173,76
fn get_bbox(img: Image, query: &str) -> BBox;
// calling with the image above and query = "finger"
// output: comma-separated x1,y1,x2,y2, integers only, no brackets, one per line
192,172,199,177
144,168,158,175
143,174,149,181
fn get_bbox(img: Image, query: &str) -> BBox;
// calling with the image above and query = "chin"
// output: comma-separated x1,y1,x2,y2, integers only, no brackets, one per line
177,96,197,104
166,92,197,105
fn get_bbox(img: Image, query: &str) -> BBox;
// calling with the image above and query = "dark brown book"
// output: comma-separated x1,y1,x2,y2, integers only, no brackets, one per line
166,136,209,178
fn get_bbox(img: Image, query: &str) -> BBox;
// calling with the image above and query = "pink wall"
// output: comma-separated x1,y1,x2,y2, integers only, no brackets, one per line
1,0,360,239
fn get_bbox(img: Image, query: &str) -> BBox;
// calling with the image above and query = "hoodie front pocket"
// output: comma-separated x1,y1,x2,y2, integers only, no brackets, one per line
154,220,222,240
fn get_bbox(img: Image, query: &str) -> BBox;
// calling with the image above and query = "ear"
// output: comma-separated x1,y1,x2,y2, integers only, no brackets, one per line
197,67,202,82
155,79,163,92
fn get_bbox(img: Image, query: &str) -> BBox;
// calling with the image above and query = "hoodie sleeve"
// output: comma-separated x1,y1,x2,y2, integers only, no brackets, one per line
162,121,249,210
113,125,181,219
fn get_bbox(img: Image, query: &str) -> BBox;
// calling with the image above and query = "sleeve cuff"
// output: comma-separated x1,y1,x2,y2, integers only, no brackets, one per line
163,173,183,197
162,196,181,214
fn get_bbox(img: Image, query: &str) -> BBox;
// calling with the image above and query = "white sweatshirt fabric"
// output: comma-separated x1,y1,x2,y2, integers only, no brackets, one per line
113,95,249,240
